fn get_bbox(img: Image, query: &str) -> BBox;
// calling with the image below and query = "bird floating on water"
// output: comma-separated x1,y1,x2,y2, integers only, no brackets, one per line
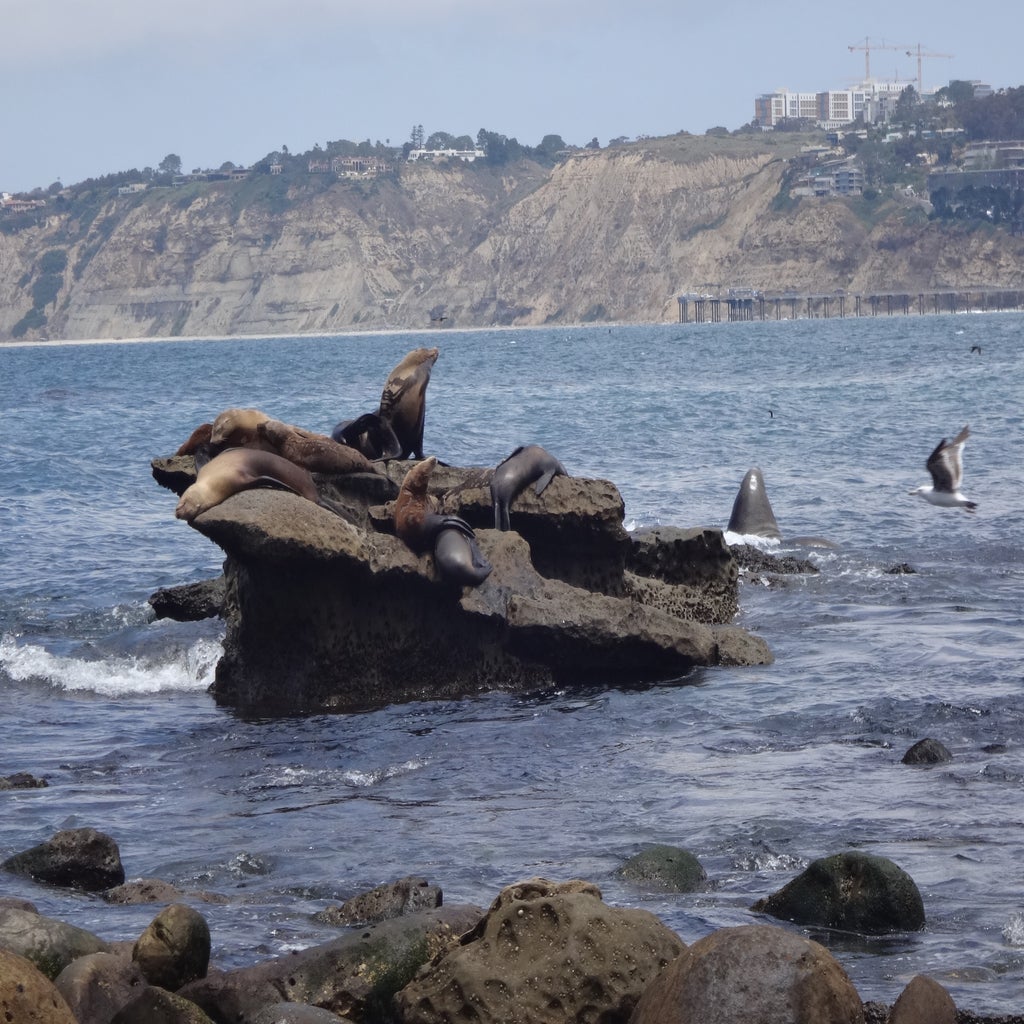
909,425,977,513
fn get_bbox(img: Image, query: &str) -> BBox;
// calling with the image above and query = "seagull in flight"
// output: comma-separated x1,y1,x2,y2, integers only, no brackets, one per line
909,425,977,512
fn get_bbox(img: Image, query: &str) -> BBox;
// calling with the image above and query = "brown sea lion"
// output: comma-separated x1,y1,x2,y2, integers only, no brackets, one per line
257,418,377,475
394,457,491,586
174,422,214,457
175,447,320,522
490,444,568,531
378,347,439,459
210,408,273,449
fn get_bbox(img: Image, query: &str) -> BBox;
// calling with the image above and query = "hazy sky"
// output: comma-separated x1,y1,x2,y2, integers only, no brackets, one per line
2,0,1019,193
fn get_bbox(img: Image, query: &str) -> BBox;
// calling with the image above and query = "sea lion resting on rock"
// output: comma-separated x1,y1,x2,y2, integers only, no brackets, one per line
394,457,492,587
378,347,439,460
257,418,377,475
210,407,273,449
175,447,321,522
491,444,568,531
175,422,213,457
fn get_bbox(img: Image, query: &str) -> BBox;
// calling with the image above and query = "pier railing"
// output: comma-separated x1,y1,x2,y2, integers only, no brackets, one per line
676,289,1024,323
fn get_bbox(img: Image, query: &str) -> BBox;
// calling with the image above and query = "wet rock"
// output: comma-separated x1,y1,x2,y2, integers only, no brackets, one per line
619,844,708,893
732,543,819,576
902,737,953,765
886,563,917,575
751,851,925,934
394,877,685,1024
54,950,147,1024
133,903,211,990
251,1005,355,1023
1,827,126,892
315,876,442,927
0,771,48,789
179,904,482,1023
104,878,189,905
0,947,78,1024
149,577,225,621
629,923,863,1024
888,974,957,1024
0,905,109,980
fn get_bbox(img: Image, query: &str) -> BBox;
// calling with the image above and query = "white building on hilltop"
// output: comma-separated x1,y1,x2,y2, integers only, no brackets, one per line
755,79,920,129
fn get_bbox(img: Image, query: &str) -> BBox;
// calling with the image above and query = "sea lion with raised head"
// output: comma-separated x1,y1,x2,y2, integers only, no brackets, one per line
257,418,377,475
331,412,403,461
378,347,439,459
394,456,491,586
175,447,320,522
491,444,568,531
726,467,781,540
210,408,273,449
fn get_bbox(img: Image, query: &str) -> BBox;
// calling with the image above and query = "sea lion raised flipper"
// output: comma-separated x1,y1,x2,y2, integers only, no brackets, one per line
490,444,568,532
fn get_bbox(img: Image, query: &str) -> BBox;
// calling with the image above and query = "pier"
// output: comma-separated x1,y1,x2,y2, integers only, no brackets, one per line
677,288,1024,323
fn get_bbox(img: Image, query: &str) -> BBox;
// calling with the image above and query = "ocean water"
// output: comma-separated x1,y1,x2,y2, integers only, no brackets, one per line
1,315,1022,1015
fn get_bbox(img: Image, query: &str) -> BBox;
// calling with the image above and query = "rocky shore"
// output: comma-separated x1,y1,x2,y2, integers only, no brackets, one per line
2,824,1020,1024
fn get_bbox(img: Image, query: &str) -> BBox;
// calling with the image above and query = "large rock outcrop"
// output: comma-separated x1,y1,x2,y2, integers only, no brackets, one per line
152,455,771,714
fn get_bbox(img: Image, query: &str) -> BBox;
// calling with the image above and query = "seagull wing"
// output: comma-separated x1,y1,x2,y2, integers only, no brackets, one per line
927,425,969,492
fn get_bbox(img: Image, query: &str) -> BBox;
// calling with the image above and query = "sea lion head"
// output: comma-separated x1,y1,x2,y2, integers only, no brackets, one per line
210,407,270,447
399,456,437,498
175,482,212,522
394,457,439,548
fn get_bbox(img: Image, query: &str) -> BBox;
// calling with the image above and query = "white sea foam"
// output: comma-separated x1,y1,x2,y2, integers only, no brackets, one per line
0,634,220,695
1002,912,1024,946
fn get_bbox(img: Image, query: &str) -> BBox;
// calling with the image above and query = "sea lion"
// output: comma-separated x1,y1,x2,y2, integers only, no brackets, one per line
726,467,781,540
378,347,439,459
491,444,568,531
210,407,273,449
175,422,213,457
331,412,403,461
394,456,491,586
175,447,320,522
257,418,377,475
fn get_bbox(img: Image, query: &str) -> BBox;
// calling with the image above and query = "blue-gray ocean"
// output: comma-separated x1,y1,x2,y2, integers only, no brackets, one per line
1,315,1022,1015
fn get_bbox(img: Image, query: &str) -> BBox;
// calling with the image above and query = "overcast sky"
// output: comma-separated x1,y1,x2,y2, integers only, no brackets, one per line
2,0,1019,193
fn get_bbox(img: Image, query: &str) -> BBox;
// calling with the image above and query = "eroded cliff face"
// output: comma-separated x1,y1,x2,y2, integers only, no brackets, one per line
2,135,1023,342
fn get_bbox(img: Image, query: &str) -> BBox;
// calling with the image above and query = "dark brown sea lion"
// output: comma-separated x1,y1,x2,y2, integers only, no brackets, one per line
257,418,377,475
378,347,439,459
209,408,273,449
490,444,568,531
394,457,491,586
331,412,403,461
174,422,213,457
175,447,320,522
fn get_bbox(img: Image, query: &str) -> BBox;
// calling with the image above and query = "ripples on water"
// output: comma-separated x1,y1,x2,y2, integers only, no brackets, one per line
1,316,1023,1013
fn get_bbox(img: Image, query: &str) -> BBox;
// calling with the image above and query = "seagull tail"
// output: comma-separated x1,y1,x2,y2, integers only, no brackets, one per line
963,501,978,513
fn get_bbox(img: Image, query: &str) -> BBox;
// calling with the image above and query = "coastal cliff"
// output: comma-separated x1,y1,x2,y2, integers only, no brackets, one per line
3,133,1024,342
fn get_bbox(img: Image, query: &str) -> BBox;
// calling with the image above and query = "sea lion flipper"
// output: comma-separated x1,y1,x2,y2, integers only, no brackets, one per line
533,468,559,495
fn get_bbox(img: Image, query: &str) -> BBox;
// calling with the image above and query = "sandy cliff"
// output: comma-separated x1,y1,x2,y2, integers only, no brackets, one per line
2,134,1023,342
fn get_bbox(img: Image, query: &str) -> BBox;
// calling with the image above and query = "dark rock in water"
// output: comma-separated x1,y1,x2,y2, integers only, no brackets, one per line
393,878,685,1024
148,576,225,621
0,771,48,790
751,851,926,934
151,456,772,715
2,827,126,892
619,844,708,892
732,543,819,576
902,737,953,765
316,876,442,927
629,923,863,1024
886,562,917,575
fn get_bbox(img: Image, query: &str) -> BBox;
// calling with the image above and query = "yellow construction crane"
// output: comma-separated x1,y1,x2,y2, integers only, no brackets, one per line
905,43,954,96
848,37,905,81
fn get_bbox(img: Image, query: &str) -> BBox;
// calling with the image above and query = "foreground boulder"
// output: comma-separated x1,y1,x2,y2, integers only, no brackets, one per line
152,457,771,714
394,878,685,1024
54,951,147,1024
132,903,211,990
179,904,481,1022
0,906,109,979
751,852,926,934
0,947,78,1024
629,923,864,1024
